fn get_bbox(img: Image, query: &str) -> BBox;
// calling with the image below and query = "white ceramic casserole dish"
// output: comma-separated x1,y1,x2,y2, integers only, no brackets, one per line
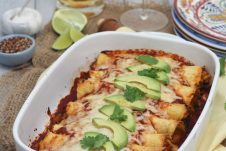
13,32,220,151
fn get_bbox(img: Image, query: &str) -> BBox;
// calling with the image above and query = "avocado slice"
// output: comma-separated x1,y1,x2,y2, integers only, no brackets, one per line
114,81,160,100
156,71,169,84
127,64,169,84
93,118,128,149
135,56,171,73
105,94,145,111
136,56,158,65
85,132,115,151
127,64,151,72
99,105,136,132
153,60,171,73
115,75,160,92
103,142,115,151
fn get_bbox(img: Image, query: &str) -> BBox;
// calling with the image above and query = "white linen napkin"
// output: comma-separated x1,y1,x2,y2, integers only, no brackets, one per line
198,73,226,151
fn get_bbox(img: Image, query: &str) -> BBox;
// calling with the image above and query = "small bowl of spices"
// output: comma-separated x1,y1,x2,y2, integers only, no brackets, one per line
0,34,35,66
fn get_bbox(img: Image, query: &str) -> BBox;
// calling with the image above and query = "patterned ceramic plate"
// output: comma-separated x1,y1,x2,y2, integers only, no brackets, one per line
175,0,226,42
174,28,226,58
172,10,226,51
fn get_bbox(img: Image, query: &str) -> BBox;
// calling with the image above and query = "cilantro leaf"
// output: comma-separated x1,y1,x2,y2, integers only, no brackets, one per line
220,57,225,76
136,55,158,65
93,134,109,149
80,134,109,149
124,85,145,102
224,102,226,110
80,136,94,149
110,105,127,122
138,68,159,78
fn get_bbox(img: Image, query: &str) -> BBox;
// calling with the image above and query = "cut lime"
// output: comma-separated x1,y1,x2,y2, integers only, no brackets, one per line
70,27,85,42
52,30,73,51
52,9,87,34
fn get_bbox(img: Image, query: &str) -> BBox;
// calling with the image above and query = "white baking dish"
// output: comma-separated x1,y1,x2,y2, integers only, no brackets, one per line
13,32,220,151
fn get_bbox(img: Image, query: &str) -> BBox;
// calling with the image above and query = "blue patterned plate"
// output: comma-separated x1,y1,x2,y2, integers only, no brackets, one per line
172,10,226,51
174,28,226,57
175,0,226,43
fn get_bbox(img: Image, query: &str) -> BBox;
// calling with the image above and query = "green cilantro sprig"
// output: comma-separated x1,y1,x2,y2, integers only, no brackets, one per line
219,57,225,76
138,68,159,78
80,134,109,150
110,105,127,122
124,85,145,102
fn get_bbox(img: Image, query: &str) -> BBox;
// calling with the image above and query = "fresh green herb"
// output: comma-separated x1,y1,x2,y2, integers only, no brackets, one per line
110,105,128,122
224,102,226,110
124,85,145,102
136,55,158,65
220,57,225,76
80,134,109,149
138,68,159,78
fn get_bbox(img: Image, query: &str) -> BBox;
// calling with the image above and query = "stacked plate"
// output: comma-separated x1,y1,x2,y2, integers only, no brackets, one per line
172,0,226,57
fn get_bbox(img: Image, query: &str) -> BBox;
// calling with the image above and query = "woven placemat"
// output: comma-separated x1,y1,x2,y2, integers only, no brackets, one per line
0,68,44,151
0,2,172,151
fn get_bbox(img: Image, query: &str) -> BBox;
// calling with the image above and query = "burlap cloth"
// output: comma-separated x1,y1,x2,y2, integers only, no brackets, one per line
0,2,172,151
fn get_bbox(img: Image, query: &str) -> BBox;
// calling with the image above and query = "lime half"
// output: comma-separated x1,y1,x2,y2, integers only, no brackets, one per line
70,27,85,42
52,30,73,51
52,9,87,34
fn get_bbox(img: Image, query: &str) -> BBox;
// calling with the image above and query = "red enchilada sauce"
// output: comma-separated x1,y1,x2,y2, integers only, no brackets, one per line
31,73,86,150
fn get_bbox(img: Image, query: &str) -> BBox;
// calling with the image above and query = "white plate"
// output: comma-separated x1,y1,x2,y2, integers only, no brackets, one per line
13,32,220,151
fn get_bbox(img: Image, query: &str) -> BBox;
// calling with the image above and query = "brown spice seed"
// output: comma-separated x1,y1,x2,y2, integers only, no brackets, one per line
0,37,32,53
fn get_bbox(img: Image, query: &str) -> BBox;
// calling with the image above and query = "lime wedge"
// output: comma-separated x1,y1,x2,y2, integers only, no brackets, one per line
52,9,87,34
52,30,73,51
70,27,85,42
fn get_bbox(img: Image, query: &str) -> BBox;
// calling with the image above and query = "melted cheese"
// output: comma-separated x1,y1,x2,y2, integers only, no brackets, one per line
182,66,202,87
37,51,206,151
161,85,182,103
116,58,140,70
60,94,113,151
